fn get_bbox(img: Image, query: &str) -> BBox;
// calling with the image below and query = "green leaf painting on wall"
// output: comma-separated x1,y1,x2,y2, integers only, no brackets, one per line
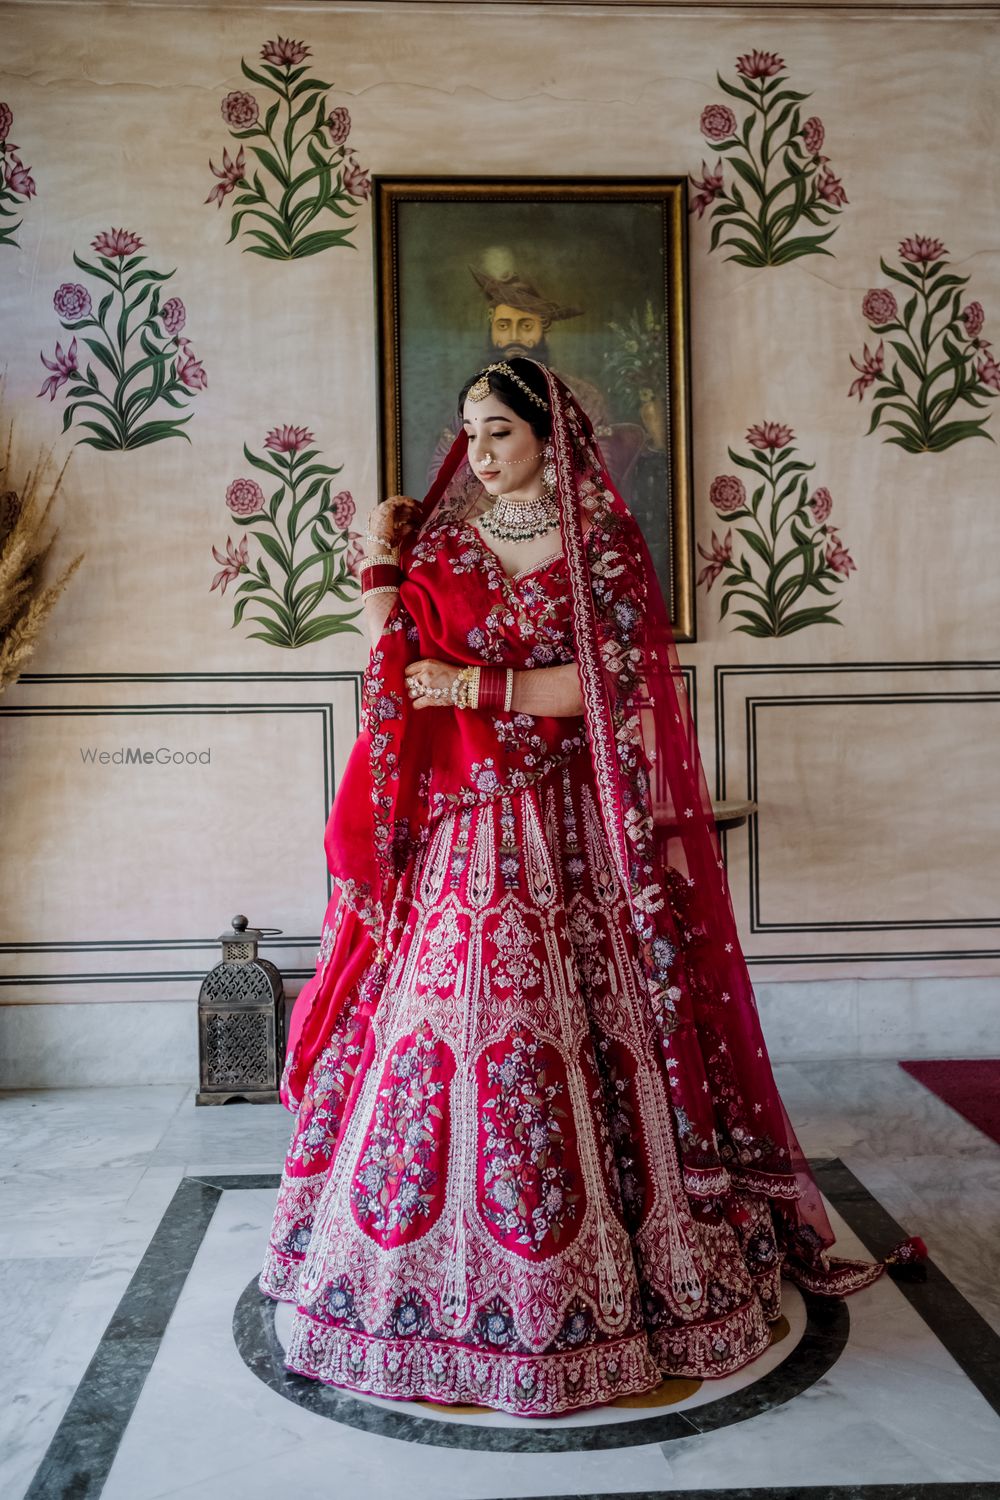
689,48,847,267
211,424,363,649
37,229,205,449
205,35,372,260
849,236,999,453
698,423,856,637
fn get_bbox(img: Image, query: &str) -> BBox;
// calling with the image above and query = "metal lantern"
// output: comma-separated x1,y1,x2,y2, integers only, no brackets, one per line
196,914,285,1105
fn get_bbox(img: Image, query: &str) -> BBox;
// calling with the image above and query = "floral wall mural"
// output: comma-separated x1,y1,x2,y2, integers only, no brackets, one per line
0,101,35,247
698,423,855,637
849,236,998,452
211,424,362,648
690,49,847,268
38,230,205,449
0,0,997,1018
701,423,857,633
207,35,373,259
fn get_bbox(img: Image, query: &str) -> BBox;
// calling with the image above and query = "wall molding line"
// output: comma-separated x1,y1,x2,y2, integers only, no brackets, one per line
0,675,364,995
747,692,1000,935
713,661,1000,966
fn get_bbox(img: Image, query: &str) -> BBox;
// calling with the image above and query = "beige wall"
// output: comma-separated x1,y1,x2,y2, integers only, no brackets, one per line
1,1,998,1030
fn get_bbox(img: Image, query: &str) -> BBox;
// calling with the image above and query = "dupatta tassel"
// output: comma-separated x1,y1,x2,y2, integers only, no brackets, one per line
883,1234,929,1281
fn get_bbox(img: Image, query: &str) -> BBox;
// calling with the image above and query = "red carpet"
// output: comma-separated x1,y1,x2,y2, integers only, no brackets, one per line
899,1059,1000,1146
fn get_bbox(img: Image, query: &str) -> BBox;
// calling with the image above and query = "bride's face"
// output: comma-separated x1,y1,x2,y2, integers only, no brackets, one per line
461,395,545,496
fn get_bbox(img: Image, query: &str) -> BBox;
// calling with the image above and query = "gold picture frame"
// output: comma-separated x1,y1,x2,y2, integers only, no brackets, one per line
373,176,697,640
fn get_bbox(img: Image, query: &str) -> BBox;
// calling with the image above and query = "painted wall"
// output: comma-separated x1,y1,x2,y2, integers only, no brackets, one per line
1,1,998,1077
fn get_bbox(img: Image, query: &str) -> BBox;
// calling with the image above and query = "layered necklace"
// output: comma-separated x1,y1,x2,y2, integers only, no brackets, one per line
479,482,559,543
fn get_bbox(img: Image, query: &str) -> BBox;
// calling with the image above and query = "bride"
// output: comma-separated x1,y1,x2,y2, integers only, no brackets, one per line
258,355,896,1417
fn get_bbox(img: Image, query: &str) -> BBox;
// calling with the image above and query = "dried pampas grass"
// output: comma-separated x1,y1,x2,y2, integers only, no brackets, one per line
0,409,85,695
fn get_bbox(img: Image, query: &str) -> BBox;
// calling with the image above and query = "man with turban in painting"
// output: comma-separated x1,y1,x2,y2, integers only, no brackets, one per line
427,256,646,496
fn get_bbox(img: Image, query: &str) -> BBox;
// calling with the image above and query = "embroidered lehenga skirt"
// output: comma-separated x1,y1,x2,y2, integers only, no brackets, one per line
259,744,788,1417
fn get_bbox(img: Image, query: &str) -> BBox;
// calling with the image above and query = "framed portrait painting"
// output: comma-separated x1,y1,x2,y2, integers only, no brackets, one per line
373,176,697,640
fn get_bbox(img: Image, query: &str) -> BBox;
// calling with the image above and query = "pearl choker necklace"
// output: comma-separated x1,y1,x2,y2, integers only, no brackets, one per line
479,484,559,543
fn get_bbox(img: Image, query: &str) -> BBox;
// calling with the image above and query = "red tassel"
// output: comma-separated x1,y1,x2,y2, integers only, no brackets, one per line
883,1235,929,1281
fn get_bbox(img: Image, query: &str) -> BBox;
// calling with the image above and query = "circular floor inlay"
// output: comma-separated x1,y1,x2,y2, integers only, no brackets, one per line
234,1286,847,1451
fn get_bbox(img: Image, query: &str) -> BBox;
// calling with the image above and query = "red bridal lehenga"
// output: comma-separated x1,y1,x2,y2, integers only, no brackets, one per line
259,362,894,1417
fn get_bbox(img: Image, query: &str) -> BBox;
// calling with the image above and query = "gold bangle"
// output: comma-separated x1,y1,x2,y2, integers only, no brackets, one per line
364,551,400,567
361,584,400,600
503,668,514,712
451,665,469,709
451,664,480,710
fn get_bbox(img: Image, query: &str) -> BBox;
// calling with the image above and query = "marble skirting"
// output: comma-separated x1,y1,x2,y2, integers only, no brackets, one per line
1,977,998,1088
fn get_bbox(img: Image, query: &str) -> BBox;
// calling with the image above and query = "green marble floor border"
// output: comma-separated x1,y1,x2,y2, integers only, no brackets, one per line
235,1274,848,1450
21,1161,1000,1497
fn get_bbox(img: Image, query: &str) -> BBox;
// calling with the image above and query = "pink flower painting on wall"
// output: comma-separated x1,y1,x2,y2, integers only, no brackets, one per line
698,423,856,636
849,236,998,453
38,229,204,449
690,50,847,267
0,102,36,248
211,425,363,649
206,36,372,260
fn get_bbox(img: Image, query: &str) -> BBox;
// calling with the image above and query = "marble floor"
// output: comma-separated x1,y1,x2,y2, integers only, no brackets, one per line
2,1062,999,1500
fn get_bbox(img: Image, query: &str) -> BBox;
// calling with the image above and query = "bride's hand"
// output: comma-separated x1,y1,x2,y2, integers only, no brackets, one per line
365,495,421,554
404,658,459,710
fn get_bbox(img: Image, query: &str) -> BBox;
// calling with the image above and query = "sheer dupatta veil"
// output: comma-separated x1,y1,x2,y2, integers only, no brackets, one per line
413,361,883,1294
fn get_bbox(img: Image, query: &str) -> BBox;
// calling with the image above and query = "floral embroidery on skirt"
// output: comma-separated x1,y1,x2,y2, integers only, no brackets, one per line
260,750,796,1417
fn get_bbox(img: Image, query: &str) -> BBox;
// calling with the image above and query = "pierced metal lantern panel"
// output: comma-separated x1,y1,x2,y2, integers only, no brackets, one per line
196,914,285,1105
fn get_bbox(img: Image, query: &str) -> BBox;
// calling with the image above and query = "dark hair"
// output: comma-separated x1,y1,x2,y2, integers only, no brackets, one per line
456,357,552,439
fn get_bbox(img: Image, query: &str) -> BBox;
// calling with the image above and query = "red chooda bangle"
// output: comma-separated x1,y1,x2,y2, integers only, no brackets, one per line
361,562,402,592
478,666,513,711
